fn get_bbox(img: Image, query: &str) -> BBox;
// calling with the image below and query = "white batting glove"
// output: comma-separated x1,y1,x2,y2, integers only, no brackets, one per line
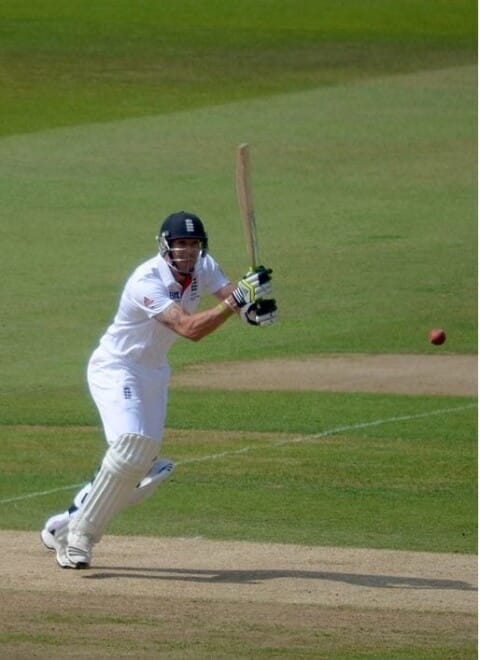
240,299,278,327
231,266,273,309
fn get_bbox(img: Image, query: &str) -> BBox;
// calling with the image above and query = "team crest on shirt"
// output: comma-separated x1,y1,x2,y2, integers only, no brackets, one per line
143,296,154,307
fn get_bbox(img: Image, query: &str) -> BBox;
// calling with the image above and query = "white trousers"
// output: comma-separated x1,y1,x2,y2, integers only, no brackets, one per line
43,350,171,536
87,348,171,448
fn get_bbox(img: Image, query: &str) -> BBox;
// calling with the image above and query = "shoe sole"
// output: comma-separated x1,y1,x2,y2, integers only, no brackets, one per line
65,545,91,569
56,554,76,569
56,551,90,569
58,561,90,569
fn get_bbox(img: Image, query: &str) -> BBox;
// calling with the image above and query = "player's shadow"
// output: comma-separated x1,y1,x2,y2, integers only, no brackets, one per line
83,567,476,591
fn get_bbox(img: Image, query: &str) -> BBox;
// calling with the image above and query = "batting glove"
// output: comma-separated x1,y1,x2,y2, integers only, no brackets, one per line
231,266,273,309
240,298,278,327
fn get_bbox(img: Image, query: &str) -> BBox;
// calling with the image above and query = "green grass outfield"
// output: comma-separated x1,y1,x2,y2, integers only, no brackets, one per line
1,394,476,554
1,0,475,138
0,0,476,545
0,2,477,655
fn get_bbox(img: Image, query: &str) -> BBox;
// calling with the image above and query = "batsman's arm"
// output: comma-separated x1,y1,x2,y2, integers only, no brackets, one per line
155,267,275,340
154,284,238,342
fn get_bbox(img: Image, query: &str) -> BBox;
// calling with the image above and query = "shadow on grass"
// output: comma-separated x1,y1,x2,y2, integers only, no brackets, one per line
83,567,476,591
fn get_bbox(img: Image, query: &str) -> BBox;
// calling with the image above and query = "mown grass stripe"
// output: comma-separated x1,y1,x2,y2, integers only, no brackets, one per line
0,402,474,506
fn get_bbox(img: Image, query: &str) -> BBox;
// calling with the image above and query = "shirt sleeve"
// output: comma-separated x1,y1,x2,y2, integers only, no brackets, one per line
128,273,174,318
201,254,231,294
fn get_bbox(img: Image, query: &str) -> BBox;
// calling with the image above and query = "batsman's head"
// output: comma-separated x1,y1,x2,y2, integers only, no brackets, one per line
157,211,208,275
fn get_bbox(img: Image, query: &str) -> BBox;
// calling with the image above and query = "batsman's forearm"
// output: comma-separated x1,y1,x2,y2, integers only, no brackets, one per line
156,296,238,342
185,297,238,341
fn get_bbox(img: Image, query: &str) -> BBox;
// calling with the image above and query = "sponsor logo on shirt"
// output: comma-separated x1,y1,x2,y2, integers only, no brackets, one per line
169,291,182,300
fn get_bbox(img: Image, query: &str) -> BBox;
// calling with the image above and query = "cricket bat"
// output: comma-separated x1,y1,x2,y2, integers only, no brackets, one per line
236,143,259,271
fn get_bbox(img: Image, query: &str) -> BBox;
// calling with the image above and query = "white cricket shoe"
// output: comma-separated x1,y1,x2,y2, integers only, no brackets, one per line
55,525,82,568
40,527,57,551
47,524,90,569
65,532,93,569
40,512,70,552
56,542,77,569
40,517,90,568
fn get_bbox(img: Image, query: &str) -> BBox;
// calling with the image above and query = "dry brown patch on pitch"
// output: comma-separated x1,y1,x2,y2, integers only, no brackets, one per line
0,532,476,658
171,354,477,397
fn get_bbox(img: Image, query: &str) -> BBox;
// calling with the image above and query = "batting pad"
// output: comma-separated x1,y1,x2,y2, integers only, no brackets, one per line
68,433,158,543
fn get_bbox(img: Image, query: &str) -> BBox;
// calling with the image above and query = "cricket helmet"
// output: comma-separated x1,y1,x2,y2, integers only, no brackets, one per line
157,211,208,274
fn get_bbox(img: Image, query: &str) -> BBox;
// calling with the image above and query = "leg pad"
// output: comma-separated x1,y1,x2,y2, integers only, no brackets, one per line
68,433,157,543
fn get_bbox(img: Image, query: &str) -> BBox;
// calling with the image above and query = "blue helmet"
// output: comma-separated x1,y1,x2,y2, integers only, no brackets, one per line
157,211,208,274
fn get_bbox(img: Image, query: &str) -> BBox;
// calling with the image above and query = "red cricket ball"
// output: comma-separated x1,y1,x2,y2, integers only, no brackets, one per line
429,328,446,345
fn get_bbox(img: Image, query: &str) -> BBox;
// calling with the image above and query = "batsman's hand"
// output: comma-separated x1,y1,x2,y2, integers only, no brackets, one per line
231,266,273,309
241,298,278,327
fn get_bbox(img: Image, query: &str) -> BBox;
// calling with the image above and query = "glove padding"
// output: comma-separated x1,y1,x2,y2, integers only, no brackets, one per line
240,298,278,327
231,266,272,309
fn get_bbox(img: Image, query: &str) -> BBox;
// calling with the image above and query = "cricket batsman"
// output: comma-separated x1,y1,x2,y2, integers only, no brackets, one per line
40,211,277,568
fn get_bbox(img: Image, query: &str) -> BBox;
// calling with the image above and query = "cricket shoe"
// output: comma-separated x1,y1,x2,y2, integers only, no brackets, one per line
40,517,69,552
40,527,56,551
53,527,91,569
128,458,176,506
53,524,75,568
65,532,93,569
56,542,78,569
138,458,175,489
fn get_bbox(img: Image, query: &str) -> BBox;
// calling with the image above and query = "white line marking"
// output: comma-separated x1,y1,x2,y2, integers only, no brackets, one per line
177,403,477,465
0,483,86,505
0,403,475,505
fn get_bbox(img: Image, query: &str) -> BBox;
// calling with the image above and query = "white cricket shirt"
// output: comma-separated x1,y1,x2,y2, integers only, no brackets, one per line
96,253,230,368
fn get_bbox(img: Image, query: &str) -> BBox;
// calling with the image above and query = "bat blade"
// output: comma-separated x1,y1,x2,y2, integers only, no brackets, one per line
236,143,259,270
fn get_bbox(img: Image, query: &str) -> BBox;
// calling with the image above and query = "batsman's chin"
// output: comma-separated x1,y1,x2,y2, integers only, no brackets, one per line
170,259,196,276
